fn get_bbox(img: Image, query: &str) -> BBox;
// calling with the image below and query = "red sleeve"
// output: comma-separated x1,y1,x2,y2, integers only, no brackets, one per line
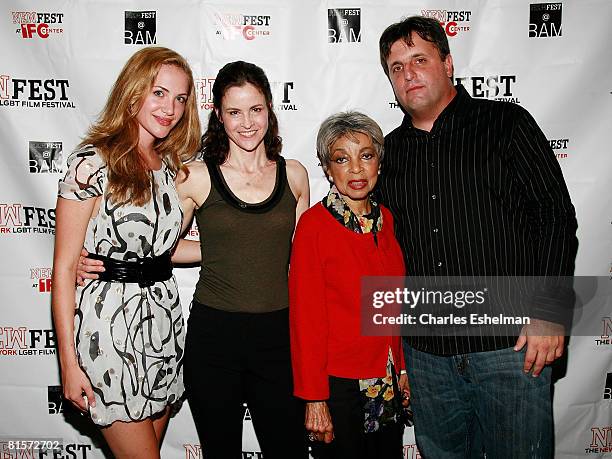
383,205,406,372
289,210,330,400
396,336,405,372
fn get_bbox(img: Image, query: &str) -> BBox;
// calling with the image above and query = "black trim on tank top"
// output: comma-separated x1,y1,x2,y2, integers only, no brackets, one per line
205,157,287,214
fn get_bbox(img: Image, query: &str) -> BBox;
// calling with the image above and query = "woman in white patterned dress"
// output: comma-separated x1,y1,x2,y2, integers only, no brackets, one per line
52,47,200,458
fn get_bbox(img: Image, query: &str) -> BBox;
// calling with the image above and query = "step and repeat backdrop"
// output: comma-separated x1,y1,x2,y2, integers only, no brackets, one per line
1,0,611,458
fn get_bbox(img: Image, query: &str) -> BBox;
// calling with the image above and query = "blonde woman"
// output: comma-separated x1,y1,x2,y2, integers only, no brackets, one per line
52,47,200,458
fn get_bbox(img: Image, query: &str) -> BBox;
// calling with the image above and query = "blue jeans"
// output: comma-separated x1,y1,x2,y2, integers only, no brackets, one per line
405,344,553,459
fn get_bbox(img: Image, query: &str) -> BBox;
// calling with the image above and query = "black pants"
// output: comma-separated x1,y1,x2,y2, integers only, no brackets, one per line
311,376,404,459
183,303,307,459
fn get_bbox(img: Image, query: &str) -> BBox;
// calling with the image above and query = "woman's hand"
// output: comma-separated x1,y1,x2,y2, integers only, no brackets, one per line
305,401,334,443
76,248,104,286
61,362,96,412
399,373,410,406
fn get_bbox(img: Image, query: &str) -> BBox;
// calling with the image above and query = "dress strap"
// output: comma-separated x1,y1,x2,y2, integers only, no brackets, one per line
204,157,287,214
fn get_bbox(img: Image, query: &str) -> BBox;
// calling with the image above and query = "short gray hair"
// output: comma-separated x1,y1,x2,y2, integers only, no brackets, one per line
316,111,384,174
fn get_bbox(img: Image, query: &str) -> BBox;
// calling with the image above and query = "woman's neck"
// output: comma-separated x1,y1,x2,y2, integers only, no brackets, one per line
225,146,270,174
138,146,162,171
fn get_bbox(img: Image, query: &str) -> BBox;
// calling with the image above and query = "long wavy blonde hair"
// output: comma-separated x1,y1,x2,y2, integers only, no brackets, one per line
80,47,201,206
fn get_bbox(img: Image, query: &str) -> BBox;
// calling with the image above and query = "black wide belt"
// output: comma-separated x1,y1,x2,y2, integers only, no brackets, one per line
87,251,173,288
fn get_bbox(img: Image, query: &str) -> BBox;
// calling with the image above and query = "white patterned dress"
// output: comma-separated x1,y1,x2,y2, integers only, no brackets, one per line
57,147,185,426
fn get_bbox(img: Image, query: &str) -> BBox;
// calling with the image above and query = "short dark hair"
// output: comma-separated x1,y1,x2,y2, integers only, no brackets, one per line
379,16,450,77
201,61,281,165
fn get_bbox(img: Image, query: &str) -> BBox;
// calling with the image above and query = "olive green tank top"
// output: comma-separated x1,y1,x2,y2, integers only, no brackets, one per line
193,157,296,313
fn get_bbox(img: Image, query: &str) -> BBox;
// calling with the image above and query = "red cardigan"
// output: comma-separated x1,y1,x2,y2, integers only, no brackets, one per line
289,203,406,400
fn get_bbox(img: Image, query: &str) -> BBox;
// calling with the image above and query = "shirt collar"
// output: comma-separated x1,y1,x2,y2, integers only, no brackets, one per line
399,83,472,135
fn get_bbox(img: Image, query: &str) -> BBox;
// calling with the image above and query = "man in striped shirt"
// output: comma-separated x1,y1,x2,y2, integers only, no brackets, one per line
377,16,578,458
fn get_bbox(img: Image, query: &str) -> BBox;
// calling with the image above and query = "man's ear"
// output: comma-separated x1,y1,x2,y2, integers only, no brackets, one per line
444,54,454,79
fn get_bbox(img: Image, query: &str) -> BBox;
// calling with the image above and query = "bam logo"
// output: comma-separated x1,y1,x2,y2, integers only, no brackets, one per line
420,9,472,36
529,3,562,38
195,77,216,110
48,385,63,414
0,75,75,109
0,203,56,235
125,11,156,45
29,141,64,173
0,327,56,356
454,75,521,104
604,373,612,400
595,317,612,346
328,9,361,43
11,11,64,39
586,426,612,454
31,267,53,293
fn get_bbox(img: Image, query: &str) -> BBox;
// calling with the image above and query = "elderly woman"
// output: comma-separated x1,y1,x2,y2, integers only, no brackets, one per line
289,111,409,458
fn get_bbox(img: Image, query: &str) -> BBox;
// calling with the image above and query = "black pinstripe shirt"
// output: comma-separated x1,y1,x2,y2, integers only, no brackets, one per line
377,84,578,355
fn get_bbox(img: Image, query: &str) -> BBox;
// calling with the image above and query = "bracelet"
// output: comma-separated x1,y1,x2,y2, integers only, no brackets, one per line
400,369,407,375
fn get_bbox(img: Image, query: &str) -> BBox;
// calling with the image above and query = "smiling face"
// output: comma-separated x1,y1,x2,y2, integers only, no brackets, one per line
386,33,455,124
136,64,189,149
217,82,269,155
327,131,380,214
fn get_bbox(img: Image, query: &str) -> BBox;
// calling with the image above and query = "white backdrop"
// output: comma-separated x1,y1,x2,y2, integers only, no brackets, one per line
1,1,611,458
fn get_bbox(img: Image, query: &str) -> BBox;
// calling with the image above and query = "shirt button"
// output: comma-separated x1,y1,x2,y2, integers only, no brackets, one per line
430,162,435,168
433,228,439,233
431,194,437,200
437,261,443,267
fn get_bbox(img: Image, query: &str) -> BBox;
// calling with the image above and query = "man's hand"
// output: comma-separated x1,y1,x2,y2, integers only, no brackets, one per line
514,319,565,377
305,401,334,443
399,373,410,406
76,248,104,285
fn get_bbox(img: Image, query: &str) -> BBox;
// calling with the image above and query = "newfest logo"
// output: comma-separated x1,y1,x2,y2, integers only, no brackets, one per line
586,426,612,454
549,137,570,159
604,373,612,400
184,444,262,458
195,78,296,112
195,77,215,111
31,267,53,293
184,408,261,458
0,327,56,357
186,224,199,240
454,75,520,104
328,8,361,43
595,317,612,346
420,9,472,36
529,3,562,38
214,12,272,40
403,444,422,458
29,141,64,173
271,81,297,111
0,440,93,458
0,203,56,236
10,11,64,39
125,11,156,45
0,75,75,109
